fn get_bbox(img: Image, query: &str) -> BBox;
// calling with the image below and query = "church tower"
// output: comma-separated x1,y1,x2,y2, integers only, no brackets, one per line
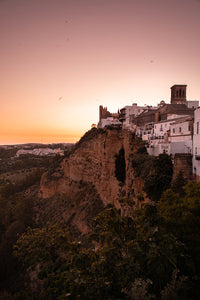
171,84,187,104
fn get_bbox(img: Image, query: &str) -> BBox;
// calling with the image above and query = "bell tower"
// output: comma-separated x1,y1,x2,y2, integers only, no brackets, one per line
171,84,187,104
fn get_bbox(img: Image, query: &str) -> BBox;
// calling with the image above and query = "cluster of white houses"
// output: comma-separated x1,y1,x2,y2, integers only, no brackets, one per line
98,85,200,181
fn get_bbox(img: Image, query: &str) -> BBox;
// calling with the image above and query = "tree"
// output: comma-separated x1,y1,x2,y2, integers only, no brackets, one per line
0,194,34,289
171,171,187,197
13,183,200,299
157,183,200,299
14,224,79,299
143,153,173,201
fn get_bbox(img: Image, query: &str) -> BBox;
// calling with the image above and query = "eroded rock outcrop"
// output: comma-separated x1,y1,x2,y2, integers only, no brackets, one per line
39,128,148,234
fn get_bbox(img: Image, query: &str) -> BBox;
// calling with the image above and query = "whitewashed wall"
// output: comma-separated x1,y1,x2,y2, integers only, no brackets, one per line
193,108,200,180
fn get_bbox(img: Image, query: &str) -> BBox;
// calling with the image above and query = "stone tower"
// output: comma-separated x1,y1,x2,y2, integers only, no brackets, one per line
171,84,187,104
99,105,111,121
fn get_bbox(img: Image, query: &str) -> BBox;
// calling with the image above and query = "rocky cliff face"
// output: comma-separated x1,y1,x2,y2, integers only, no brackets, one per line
39,128,148,234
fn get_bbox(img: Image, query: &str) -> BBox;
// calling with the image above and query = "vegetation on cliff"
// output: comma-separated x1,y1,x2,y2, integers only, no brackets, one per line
0,153,57,293
0,131,199,299
132,151,173,201
75,127,104,149
12,182,200,299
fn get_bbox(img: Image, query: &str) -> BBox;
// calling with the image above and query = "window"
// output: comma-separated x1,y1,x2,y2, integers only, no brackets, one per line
197,122,199,134
188,125,191,131
173,128,175,133
160,125,163,131
195,147,197,155
179,127,181,133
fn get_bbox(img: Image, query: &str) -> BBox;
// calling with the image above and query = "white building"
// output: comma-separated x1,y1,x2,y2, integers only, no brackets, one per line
98,117,122,129
16,148,64,157
97,84,200,177
186,100,199,109
169,117,193,155
146,120,172,156
120,103,151,130
193,107,200,181
136,122,154,141
145,117,193,156
153,120,171,138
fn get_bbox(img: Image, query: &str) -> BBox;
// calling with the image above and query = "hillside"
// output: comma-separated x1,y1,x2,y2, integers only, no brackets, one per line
38,127,149,234
1,128,200,299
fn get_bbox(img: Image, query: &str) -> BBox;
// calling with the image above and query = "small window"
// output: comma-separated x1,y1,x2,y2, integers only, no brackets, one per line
195,147,197,155
179,127,181,133
197,122,199,134
188,125,191,131
173,128,175,133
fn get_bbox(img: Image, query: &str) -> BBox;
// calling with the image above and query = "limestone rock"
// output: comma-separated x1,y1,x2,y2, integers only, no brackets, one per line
40,128,149,234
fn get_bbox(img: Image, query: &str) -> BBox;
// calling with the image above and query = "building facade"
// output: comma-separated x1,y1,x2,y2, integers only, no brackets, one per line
97,84,199,180
169,117,193,155
193,107,200,181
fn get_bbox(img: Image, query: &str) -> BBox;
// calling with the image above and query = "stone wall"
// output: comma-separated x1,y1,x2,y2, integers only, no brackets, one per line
173,153,193,181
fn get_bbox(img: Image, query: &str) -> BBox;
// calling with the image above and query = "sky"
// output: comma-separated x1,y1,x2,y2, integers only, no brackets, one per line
0,0,200,145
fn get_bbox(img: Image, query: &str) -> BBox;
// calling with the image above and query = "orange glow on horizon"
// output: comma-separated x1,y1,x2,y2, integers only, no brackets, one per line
0,0,200,145
0,129,83,145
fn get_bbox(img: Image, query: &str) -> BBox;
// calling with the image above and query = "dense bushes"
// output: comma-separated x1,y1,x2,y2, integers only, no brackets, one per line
13,183,200,299
0,141,198,299
0,194,34,291
132,152,173,201
0,148,18,159
0,166,44,291
1,168,44,198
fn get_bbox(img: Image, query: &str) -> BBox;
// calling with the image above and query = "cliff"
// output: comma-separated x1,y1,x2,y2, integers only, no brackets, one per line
39,128,148,234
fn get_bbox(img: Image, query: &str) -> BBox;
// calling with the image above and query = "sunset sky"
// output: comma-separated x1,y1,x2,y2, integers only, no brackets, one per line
0,0,200,145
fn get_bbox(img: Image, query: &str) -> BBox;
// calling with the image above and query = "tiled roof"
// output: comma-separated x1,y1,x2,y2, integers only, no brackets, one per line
158,104,194,114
